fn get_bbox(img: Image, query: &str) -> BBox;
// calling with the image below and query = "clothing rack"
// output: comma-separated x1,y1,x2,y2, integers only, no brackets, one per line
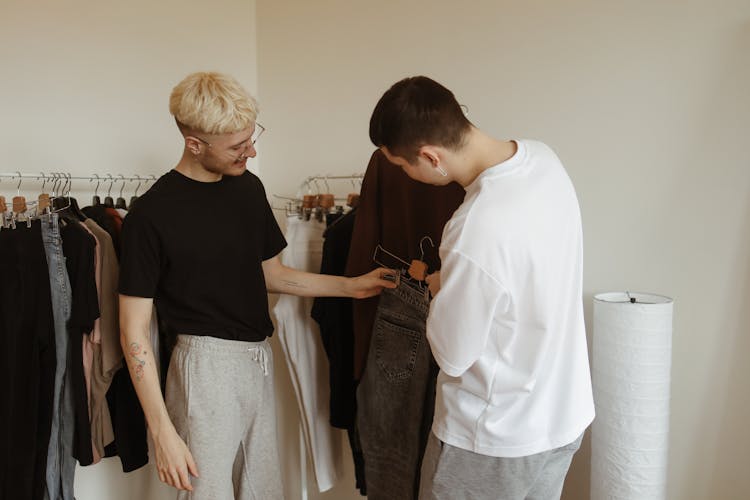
0,172,154,181
272,173,363,222
0,172,157,193
1,171,157,228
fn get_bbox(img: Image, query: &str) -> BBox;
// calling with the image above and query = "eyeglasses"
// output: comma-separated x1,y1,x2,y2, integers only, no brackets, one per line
251,123,266,145
192,122,266,149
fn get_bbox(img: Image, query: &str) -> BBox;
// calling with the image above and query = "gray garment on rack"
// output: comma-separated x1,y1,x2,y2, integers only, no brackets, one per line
41,214,76,500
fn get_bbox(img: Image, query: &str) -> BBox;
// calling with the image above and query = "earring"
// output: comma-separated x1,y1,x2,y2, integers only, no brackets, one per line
436,165,448,177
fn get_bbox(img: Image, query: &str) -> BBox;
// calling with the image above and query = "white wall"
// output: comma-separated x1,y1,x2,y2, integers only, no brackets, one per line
1,1,259,498
256,1,750,499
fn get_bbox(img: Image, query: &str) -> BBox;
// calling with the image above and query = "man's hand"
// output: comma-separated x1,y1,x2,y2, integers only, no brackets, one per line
348,267,398,299
153,427,199,491
425,271,441,298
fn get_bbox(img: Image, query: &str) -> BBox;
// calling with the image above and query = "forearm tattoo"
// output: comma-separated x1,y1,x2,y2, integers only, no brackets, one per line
129,342,147,381
282,279,308,289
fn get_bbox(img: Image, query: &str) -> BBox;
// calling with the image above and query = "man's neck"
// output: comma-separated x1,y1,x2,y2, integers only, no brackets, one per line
175,152,222,183
453,130,517,187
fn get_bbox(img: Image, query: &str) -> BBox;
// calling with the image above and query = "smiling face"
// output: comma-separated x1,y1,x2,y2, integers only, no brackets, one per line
187,125,259,177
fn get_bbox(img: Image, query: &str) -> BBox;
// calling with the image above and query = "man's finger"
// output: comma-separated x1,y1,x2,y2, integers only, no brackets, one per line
187,453,200,478
178,466,193,491
169,469,183,490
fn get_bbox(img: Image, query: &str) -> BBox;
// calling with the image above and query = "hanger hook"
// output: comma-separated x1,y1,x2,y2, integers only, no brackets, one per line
90,173,101,196
49,172,57,197
323,174,330,193
106,174,114,197
418,236,435,261
312,178,322,194
118,174,127,198
38,172,47,193
133,175,143,197
15,171,22,195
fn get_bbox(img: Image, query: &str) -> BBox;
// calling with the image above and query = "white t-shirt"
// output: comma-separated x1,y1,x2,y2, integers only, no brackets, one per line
428,139,595,458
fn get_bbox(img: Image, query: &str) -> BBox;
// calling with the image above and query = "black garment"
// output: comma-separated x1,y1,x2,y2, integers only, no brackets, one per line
311,210,357,429
119,169,287,342
103,367,148,472
312,210,368,495
348,424,367,496
0,221,56,500
82,204,121,259
61,221,100,466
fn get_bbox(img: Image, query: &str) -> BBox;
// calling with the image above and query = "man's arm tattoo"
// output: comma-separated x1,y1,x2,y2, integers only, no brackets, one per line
128,342,147,381
282,279,308,289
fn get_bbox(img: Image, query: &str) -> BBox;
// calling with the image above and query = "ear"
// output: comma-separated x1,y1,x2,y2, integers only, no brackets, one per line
184,136,203,155
417,145,441,166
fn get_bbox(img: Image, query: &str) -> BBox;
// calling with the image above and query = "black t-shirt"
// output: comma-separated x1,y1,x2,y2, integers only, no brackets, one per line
119,169,287,342
61,221,99,466
311,210,357,429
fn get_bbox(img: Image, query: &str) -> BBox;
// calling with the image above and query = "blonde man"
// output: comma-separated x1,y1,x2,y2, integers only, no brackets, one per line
119,72,393,498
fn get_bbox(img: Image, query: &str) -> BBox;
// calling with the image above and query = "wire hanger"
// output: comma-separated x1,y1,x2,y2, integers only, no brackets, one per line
407,236,435,281
346,177,360,208
103,174,115,207
91,174,101,206
37,172,51,215
0,177,7,229
12,171,28,218
115,174,128,209
129,175,142,208
372,243,429,298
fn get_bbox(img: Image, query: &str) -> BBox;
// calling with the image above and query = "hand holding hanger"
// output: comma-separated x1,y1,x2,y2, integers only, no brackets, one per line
348,267,398,299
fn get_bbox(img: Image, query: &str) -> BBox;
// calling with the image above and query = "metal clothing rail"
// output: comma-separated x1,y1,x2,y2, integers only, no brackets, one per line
0,172,156,182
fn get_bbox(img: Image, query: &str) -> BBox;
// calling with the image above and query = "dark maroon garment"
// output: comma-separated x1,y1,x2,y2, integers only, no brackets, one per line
345,150,465,380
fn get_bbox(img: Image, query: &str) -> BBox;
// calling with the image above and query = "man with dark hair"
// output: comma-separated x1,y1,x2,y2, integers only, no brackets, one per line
369,76,595,500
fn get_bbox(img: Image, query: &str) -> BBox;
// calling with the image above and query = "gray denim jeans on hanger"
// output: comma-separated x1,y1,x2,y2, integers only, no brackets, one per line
41,214,76,500
356,279,438,500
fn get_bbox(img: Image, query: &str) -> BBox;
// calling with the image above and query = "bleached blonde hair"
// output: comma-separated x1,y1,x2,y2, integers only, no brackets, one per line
169,72,259,135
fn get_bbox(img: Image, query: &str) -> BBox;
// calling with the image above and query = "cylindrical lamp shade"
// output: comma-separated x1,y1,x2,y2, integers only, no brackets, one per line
591,292,674,500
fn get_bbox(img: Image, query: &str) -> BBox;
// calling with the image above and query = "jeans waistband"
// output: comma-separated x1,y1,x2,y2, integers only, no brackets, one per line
40,213,61,242
382,279,430,316
175,335,270,375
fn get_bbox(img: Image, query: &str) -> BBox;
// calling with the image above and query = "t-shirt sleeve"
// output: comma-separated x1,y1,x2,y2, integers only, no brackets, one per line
426,249,510,377
259,183,287,260
119,210,161,298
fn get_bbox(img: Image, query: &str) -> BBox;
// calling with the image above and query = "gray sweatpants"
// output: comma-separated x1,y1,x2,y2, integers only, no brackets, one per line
419,432,583,500
165,335,283,500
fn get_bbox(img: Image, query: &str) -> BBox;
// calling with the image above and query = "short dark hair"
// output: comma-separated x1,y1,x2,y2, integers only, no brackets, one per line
369,76,472,163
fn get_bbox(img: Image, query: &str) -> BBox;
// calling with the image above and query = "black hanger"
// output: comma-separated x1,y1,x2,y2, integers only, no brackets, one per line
91,175,101,206
53,174,86,221
114,174,128,209
102,174,115,207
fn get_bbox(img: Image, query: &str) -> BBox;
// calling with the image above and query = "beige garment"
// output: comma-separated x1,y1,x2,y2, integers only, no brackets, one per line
83,219,123,457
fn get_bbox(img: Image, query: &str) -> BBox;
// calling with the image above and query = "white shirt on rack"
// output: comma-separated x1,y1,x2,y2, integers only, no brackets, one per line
428,139,595,458
272,216,343,492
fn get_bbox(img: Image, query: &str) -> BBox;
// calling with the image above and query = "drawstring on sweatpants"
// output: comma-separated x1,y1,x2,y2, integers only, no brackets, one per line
248,346,269,376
